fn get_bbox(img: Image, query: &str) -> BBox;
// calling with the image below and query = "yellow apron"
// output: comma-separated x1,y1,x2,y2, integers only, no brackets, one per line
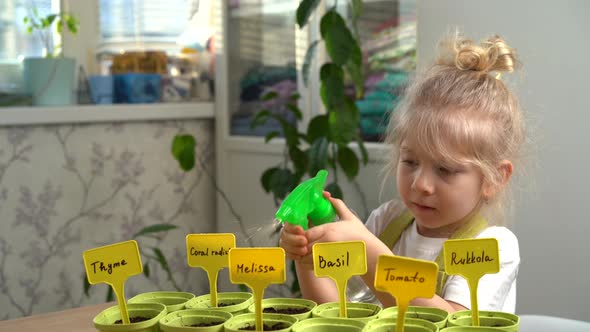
378,210,488,296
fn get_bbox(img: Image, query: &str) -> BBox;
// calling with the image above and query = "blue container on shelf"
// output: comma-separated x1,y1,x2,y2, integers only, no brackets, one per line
89,75,113,104
113,73,161,103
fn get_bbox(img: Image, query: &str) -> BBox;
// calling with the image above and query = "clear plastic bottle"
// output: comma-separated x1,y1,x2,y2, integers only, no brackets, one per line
346,275,379,304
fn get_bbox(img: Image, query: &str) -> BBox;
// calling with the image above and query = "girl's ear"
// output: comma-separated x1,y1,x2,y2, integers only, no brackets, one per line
498,160,514,186
482,160,513,200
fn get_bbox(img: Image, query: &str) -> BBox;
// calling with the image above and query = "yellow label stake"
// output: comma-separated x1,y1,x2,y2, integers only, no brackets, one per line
186,233,235,307
229,247,286,331
313,241,367,318
83,240,142,325
375,255,438,332
444,238,500,326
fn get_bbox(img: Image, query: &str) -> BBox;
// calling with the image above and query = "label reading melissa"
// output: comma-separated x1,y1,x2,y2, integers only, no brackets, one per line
229,247,285,288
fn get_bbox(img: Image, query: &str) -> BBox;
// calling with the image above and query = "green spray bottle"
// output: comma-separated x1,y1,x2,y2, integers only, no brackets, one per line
275,169,336,230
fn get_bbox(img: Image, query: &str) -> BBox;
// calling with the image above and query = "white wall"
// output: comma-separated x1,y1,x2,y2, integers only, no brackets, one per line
417,0,590,320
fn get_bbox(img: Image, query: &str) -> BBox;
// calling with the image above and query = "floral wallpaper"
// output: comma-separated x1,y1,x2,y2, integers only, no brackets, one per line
0,119,216,320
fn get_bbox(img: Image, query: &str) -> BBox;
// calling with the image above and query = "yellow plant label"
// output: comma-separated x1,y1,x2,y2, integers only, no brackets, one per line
229,247,286,288
374,255,438,332
443,238,500,278
83,240,142,285
186,233,236,308
186,233,235,270
229,247,286,331
313,241,367,318
443,238,500,326
313,241,367,278
82,240,142,325
374,255,438,303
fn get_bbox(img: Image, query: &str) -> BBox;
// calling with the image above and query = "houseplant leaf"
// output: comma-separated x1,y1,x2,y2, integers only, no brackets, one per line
296,0,321,28
320,10,356,65
325,182,343,199
337,145,360,180
307,114,329,143
134,224,178,238
308,137,329,176
171,134,196,171
302,40,320,86
270,168,297,199
320,63,344,110
261,167,280,193
328,97,360,143
289,146,308,177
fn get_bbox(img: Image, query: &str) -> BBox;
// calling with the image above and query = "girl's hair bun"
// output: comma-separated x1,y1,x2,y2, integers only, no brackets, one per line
438,33,518,76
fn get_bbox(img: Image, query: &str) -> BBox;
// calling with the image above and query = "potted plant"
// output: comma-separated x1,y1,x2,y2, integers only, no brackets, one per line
378,306,449,329
311,302,381,324
248,298,317,321
185,292,254,315
22,6,79,105
446,310,519,332
128,291,195,313
252,0,368,205
362,317,438,332
93,302,167,332
223,313,298,332
159,309,233,332
440,328,502,332
291,317,366,332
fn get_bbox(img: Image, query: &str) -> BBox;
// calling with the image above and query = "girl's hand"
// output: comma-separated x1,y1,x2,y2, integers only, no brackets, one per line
304,193,371,247
279,223,309,261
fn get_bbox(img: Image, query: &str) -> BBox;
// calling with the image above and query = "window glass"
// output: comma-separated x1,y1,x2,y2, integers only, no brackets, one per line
0,0,56,61
227,0,301,137
351,0,417,142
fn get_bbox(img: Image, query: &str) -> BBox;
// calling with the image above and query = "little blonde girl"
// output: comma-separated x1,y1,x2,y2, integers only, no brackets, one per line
280,33,524,313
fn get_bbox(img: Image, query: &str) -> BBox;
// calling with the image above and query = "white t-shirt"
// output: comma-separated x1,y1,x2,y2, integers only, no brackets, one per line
355,200,520,313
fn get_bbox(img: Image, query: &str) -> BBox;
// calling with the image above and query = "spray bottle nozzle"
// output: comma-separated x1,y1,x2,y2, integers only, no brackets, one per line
275,170,336,230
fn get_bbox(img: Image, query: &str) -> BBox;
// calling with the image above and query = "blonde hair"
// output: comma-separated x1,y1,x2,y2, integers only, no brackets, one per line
384,33,524,225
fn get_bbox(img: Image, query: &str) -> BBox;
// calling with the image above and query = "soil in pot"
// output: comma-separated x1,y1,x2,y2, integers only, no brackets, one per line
264,307,310,315
238,322,290,330
191,321,225,327
114,316,151,324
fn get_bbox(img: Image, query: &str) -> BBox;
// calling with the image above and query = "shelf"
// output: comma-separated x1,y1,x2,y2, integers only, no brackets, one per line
0,102,215,126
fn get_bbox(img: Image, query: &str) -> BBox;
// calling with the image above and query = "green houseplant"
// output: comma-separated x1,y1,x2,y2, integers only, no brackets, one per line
250,0,368,295
251,0,368,205
22,7,79,105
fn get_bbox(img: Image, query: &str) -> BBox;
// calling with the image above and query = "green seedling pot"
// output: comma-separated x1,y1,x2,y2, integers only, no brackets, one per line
223,313,298,332
248,298,317,321
440,327,503,331
378,306,449,329
311,302,382,324
129,291,195,313
185,292,253,315
362,317,438,332
291,317,366,332
159,309,232,332
447,310,519,332
93,303,167,332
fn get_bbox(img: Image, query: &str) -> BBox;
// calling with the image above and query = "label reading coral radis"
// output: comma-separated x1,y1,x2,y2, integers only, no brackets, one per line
229,248,286,287
444,238,500,278
186,233,236,271
83,240,142,285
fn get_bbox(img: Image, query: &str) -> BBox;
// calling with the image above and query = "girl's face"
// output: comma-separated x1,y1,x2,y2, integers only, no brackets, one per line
396,139,485,237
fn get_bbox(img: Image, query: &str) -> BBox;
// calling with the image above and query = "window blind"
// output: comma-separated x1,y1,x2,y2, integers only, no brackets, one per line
98,0,200,54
